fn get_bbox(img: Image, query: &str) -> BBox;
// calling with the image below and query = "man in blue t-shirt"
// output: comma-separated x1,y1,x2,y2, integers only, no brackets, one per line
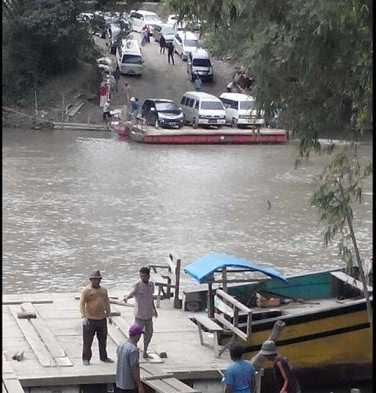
115,323,145,393
223,344,255,393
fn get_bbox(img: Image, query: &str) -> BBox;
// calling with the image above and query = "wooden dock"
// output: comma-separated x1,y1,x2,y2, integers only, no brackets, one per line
2,292,228,392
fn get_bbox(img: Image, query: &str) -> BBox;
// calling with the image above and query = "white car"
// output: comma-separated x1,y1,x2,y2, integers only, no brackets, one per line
130,10,163,34
180,91,226,128
174,31,199,61
167,14,178,25
219,93,265,128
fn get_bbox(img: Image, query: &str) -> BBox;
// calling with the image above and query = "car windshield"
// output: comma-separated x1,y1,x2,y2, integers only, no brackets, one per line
122,54,142,64
239,100,256,110
201,101,224,110
192,58,210,67
145,15,160,23
184,39,198,47
155,102,179,112
162,26,175,35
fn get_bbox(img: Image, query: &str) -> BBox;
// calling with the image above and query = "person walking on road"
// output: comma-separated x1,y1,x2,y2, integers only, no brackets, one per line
223,344,256,393
167,42,175,65
259,340,301,393
123,267,158,359
194,73,202,91
114,67,120,92
80,270,114,365
159,35,166,54
115,323,145,393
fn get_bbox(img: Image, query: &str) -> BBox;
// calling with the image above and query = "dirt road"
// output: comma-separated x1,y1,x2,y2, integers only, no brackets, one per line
110,32,235,108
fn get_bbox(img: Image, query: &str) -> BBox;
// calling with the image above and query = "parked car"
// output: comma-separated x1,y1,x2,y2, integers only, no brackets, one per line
187,48,214,82
153,24,176,44
180,91,226,128
219,93,265,128
116,39,144,75
174,31,199,60
130,10,163,34
141,99,184,128
167,14,178,25
107,19,132,54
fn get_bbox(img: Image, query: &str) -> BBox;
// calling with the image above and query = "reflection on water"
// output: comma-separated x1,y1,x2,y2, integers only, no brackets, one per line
2,129,373,294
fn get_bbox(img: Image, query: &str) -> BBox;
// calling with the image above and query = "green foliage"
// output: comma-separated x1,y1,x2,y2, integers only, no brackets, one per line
3,0,97,105
311,149,372,271
165,0,373,155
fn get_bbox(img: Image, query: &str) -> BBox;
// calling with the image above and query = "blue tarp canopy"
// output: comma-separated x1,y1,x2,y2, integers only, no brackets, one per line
184,252,288,284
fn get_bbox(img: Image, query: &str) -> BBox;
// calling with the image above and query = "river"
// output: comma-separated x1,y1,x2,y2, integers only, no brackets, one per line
2,128,372,294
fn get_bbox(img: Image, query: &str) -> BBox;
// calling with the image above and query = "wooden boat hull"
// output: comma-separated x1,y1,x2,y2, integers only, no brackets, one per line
184,268,372,387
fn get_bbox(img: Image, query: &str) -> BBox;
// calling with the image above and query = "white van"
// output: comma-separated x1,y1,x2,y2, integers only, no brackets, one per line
174,31,199,60
116,39,144,75
130,10,163,34
188,48,214,82
180,92,226,128
219,93,265,128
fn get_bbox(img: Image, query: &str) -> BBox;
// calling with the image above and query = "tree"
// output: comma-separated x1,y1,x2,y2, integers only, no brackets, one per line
2,0,96,104
311,148,372,326
165,0,373,324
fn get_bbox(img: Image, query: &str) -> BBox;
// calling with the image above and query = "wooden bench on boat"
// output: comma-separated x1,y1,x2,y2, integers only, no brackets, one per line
149,254,182,309
191,289,255,357
190,315,224,357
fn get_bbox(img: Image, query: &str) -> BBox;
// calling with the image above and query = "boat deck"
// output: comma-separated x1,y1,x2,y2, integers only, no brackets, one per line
2,292,229,390
129,126,288,144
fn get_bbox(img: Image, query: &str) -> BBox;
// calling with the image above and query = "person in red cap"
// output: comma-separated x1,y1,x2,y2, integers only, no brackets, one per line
115,323,145,393
79,270,114,365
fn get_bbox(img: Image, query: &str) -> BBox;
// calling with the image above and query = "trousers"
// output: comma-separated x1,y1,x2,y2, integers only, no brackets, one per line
82,318,108,361
135,318,153,352
168,53,174,64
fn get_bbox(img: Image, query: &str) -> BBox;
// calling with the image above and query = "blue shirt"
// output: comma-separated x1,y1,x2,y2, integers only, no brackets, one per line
223,360,255,393
116,341,139,390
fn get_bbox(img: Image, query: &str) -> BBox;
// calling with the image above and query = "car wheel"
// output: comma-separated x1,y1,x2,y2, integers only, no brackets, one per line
232,118,238,128
193,118,198,129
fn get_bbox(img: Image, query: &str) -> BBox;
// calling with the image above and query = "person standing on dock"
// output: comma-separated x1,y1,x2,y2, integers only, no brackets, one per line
115,323,145,393
259,340,301,393
123,267,158,359
80,270,114,365
223,344,256,393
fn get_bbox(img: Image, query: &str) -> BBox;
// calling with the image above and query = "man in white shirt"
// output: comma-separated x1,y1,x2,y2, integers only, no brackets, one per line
124,267,158,358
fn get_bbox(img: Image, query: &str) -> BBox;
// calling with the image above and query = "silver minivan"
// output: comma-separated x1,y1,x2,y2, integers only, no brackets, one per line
180,92,226,128
219,93,265,128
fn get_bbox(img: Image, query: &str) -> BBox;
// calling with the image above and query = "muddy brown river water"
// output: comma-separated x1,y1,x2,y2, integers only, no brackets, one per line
3,128,372,294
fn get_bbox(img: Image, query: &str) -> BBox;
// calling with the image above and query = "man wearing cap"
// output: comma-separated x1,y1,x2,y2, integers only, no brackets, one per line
123,266,158,359
80,270,114,365
258,340,301,393
115,323,145,393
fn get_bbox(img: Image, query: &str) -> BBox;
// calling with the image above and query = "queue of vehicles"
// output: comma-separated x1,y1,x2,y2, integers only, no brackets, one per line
136,92,264,130
87,9,266,130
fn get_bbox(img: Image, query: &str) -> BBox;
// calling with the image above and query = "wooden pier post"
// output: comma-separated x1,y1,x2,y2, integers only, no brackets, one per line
173,259,181,309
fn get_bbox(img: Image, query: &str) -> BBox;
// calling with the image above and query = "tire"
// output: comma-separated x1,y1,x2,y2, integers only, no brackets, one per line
193,118,198,129
232,118,238,128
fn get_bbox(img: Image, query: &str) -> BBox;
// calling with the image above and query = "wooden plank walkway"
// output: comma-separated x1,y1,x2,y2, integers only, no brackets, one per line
2,291,228,390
